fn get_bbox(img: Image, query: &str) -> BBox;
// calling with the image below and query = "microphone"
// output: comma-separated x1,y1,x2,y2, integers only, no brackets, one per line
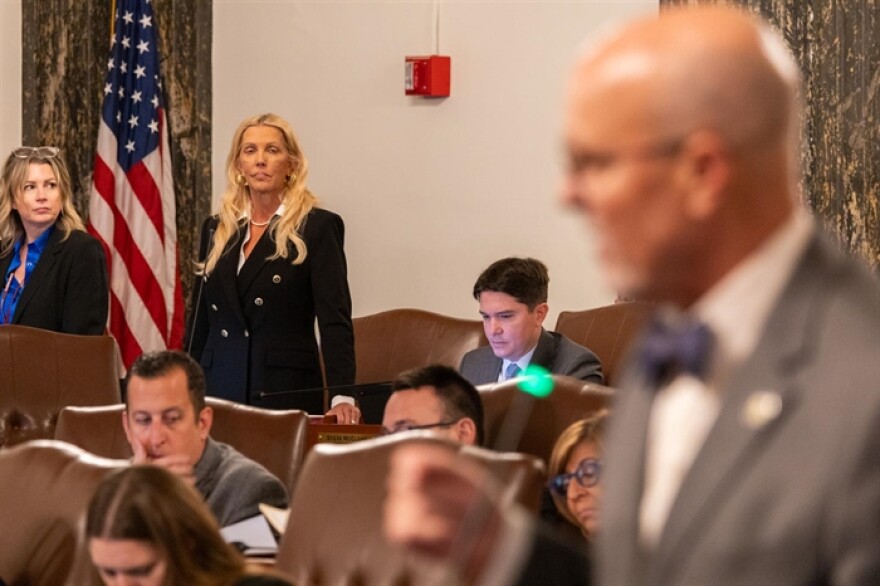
185,273,208,355
185,223,215,356
0,271,16,324
256,381,391,400
258,381,392,422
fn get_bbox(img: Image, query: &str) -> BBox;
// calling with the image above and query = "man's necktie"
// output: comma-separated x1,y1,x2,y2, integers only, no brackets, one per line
505,363,522,380
639,316,714,386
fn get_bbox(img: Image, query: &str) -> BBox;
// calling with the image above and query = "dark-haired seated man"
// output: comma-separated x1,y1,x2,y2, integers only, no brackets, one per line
460,257,603,386
382,365,484,446
122,350,288,527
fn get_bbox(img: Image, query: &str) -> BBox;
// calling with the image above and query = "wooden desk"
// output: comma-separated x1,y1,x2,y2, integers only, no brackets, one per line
306,416,382,452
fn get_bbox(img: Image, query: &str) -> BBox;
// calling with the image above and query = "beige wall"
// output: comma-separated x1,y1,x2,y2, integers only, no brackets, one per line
2,2,658,323
213,1,656,323
0,0,22,154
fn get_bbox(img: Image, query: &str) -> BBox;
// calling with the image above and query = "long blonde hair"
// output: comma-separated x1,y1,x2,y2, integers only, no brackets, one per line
0,148,85,257
201,113,317,275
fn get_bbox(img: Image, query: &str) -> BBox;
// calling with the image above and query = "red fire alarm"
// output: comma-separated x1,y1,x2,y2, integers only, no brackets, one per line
405,55,451,97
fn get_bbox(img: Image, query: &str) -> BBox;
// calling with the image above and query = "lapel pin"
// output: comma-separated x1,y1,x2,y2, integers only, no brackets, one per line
741,390,782,429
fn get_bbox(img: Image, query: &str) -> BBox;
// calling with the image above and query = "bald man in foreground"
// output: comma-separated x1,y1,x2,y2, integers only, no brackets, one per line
384,7,880,586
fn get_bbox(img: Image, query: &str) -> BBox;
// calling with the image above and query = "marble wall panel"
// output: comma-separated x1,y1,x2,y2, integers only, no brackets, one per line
21,0,212,316
661,0,879,269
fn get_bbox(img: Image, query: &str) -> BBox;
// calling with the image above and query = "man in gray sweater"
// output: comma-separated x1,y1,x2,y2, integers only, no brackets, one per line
122,350,288,527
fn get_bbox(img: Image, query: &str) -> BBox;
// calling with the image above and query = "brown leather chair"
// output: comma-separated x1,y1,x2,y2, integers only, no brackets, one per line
0,325,120,448
54,397,309,493
353,308,487,384
480,374,613,463
554,301,652,386
0,440,126,586
276,433,545,585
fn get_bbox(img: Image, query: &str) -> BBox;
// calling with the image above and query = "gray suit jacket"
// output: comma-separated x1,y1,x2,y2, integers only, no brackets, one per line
459,328,604,386
597,231,880,586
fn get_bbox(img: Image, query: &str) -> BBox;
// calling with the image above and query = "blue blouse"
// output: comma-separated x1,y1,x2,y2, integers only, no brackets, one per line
1,226,54,324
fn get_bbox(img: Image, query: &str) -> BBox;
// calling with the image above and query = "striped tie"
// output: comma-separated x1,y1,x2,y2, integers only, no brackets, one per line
505,363,522,380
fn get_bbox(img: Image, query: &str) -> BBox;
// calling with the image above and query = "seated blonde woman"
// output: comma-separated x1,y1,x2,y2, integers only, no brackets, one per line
547,410,608,541
86,466,292,586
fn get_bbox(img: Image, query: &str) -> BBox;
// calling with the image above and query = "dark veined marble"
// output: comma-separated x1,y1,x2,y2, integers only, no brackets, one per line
21,1,112,219
21,0,213,316
661,0,879,270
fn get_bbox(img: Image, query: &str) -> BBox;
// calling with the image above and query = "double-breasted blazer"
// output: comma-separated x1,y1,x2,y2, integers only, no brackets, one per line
596,231,880,585
186,208,355,406
0,228,109,335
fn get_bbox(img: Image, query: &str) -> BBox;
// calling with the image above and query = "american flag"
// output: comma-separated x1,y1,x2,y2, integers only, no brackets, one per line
89,0,184,368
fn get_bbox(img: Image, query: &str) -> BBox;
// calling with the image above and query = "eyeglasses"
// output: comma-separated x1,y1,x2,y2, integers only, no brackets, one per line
381,418,461,436
566,137,683,177
549,457,602,496
12,146,60,159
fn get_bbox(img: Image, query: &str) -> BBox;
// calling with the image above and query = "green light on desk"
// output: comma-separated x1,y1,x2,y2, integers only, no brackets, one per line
518,365,553,397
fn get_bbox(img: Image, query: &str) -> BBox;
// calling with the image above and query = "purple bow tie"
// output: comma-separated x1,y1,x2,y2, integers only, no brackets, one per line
639,316,714,386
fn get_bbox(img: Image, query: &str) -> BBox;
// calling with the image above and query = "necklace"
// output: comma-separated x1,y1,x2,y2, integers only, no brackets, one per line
250,218,271,227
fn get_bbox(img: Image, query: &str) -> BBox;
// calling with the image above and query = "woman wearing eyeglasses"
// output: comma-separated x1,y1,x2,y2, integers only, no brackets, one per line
547,409,608,540
0,147,108,334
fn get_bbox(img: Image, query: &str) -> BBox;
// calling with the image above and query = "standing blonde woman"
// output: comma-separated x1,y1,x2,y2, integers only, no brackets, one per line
0,146,108,334
185,114,355,416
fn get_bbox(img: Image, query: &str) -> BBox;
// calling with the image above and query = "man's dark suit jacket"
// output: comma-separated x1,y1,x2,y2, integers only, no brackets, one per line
459,328,604,386
185,209,355,407
0,228,108,335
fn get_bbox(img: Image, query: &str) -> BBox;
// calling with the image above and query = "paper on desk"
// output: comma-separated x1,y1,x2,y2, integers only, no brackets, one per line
220,514,278,555
259,502,290,536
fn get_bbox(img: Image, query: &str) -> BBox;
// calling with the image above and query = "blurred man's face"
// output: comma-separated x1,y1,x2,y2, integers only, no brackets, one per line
479,291,547,362
123,368,210,466
560,58,695,301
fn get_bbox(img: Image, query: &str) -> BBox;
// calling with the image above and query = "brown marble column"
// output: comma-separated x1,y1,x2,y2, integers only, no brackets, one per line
660,0,879,270
21,0,213,315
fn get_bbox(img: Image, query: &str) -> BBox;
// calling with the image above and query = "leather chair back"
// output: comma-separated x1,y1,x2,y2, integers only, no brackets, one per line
276,433,545,586
480,375,613,463
0,440,125,586
54,397,309,493
353,308,487,384
0,325,120,447
554,301,652,385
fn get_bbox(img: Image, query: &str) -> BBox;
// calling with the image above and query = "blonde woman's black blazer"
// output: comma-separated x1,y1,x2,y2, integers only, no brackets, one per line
185,208,355,407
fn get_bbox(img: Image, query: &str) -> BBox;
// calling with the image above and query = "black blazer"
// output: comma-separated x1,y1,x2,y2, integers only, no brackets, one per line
185,208,355,407
515,523,592,586
0,228,109,335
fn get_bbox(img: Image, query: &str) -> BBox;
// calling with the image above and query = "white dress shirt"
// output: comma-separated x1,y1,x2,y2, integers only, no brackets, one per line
638,211,814,547
237,203,285,272
498,346,538,382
